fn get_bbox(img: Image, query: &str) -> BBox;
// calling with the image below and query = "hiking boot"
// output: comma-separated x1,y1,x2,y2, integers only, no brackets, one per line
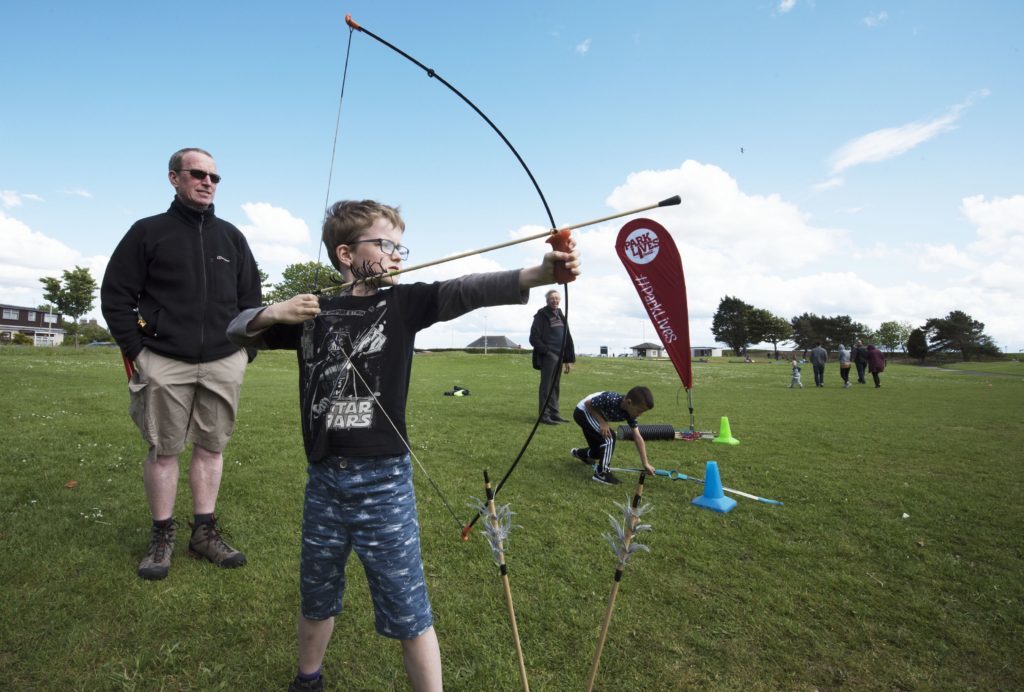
188,517,246,568
591,469,621,486
288,674,324,691
138,519,177,580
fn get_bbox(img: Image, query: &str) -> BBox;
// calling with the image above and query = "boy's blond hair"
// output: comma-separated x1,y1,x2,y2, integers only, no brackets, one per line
322,200,405,272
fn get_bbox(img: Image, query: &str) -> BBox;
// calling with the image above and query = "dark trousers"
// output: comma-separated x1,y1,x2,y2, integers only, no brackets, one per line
573,407,614,472
812,364,825,386
871,371,881,387
855,362,867,383
840,366,850,384
538,351,562,419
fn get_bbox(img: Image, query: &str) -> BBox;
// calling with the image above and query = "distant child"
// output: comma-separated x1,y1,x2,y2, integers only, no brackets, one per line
789,358,803,388
227,199,580,692
570,387,656,485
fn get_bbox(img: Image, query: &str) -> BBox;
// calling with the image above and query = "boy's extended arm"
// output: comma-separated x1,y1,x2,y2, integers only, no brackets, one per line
227,294,320,346
632,431,656,475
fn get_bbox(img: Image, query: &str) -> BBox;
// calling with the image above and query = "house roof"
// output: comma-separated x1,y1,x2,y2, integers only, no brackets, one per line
630,342,663,349
466,335,520,348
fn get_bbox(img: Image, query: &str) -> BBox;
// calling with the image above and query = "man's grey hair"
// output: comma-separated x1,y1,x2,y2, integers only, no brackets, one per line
168,147,213,172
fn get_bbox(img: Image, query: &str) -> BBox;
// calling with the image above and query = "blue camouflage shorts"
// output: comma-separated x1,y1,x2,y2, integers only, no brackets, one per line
299,454,433,640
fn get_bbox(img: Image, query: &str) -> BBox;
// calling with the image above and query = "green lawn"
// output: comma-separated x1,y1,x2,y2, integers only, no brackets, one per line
1,347,1021,690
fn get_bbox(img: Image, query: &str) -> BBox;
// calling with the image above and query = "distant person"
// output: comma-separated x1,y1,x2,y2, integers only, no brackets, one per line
529,289,576,424
789,358,803,388
867,344,887,387
809,342,828,387
101,147,262,580
853,340,869,384
838,344,852,388
570,387,656,485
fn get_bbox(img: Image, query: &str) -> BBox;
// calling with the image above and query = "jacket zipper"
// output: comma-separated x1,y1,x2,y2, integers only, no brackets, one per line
199,213,207,359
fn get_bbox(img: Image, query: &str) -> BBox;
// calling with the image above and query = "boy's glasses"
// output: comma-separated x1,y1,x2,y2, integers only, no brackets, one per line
348,238,410,260
177,169,222,184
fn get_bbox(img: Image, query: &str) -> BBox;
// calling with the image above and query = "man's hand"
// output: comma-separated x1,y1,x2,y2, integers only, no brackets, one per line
563,363,573,375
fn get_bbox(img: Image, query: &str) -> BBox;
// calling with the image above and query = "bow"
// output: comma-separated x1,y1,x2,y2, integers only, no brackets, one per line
341,14,572,539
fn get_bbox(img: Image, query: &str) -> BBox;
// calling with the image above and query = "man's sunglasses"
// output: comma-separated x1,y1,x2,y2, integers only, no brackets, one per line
177,168,222,184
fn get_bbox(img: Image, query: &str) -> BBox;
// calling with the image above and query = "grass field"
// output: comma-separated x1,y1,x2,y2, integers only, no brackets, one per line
1,346,1022,690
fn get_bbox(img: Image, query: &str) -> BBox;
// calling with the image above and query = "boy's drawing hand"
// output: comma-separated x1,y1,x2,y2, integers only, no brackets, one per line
642,460,656,476
265,294,321,325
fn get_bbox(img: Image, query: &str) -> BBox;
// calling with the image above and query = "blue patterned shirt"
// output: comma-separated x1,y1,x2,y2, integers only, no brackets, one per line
578,391,639,428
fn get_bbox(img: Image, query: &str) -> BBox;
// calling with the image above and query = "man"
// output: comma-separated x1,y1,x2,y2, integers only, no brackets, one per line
529,289,576,424
101,148,262,580
852,340,869,384
809,341,828,387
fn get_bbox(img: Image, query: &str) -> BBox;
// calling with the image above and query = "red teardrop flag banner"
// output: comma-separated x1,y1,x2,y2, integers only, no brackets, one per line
615,218,693,389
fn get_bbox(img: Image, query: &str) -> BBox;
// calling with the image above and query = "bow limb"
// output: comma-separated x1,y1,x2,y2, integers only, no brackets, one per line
344,14,570,539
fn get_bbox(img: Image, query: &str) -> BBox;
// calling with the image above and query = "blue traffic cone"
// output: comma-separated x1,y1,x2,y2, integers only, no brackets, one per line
692,461,737,513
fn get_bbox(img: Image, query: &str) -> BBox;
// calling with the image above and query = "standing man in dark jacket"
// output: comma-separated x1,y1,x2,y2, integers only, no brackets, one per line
809,342,828,387
852,340,869,384
101,147,262,580
529,289,576,424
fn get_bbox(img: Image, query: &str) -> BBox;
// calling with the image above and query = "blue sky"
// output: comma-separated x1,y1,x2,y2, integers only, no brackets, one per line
2,1,1022,354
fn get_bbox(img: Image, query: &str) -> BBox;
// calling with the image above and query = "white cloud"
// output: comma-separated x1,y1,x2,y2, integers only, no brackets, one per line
917,243,977,271
863,11,888,28
412,162,1024,357
778,0,796,13
812,177,844,191
237,202,315,281
576,38,591,55
0,210,107,318
64,188,93,199
828,91,989,175
1,190,46,207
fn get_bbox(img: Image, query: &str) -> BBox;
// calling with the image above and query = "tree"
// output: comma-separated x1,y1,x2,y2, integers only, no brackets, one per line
711,296,754,355
748,308,792,356
39,266,98,347
906,327,929,362
824,315,870,349
258,267,272,299
924,310,1000,361
264,261,344,305
875,320,912,353
789,312,823,352
76,321,114,343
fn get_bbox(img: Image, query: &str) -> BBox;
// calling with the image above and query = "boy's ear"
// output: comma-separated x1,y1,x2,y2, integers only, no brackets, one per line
334,243,353,270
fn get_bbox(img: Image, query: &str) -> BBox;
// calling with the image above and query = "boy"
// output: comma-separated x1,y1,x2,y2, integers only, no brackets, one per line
570,387,656,485
227,200,579,692
789,358,803,388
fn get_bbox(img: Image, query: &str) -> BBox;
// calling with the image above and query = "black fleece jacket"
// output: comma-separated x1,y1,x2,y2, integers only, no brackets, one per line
101,196,262,363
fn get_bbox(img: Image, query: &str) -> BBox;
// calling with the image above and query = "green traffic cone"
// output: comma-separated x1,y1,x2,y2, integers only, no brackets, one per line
712,416,740,445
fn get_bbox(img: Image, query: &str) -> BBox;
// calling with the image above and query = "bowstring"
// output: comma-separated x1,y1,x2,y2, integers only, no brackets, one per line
312,24,463,528
312,24,355,292
334,338,464,529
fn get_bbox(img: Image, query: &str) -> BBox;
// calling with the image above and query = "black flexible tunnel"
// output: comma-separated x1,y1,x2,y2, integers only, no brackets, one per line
616,424,678,441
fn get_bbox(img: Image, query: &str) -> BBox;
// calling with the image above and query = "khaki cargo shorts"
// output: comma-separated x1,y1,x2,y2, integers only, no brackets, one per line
128,347,248,456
